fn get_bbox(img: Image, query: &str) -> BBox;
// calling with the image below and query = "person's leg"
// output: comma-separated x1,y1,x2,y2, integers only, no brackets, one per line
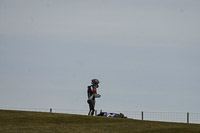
88,100,96,116
88,100,92,115
88,100,94,115
88,109,91,115
91,100,95,115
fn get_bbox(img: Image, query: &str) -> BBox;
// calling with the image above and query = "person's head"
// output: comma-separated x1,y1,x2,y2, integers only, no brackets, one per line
91,79,100,87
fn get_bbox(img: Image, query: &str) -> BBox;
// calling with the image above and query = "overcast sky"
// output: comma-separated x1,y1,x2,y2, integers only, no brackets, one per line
0,0,200,113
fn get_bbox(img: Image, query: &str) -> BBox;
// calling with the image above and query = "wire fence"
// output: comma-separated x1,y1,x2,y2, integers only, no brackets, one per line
0,107,50,112
190,113,200,124
140,111,187,123
0,107,200,124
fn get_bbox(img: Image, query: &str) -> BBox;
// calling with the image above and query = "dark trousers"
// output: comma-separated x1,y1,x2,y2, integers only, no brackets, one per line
88,100,95,115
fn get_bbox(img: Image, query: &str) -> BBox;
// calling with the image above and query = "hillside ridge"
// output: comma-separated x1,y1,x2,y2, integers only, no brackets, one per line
0,110,200,133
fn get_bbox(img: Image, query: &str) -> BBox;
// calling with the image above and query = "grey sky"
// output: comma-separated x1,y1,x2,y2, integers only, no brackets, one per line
0,0,200,112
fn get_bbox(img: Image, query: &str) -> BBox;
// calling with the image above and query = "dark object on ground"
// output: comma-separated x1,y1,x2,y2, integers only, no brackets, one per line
97,111,127,118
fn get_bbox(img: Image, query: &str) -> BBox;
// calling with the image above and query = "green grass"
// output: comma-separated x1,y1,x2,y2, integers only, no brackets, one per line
0,110,200,133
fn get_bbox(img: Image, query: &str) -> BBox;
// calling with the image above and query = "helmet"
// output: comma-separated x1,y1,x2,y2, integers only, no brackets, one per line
91,79,100,85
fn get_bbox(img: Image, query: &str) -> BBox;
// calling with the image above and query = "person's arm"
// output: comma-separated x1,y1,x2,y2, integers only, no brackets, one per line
93,87,101,98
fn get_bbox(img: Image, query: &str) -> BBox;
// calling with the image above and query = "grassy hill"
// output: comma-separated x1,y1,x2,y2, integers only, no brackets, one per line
0,110,200,133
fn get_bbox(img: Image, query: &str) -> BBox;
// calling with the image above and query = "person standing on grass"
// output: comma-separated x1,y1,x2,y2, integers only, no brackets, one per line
87,79,101,116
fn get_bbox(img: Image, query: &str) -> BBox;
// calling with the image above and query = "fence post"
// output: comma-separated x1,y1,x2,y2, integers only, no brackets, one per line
50,108,52,113
142,111,144,120
95,110,97,116
187,112,189,123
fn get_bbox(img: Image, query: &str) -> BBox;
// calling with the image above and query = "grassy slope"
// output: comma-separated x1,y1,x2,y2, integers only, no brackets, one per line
0,110,200,133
